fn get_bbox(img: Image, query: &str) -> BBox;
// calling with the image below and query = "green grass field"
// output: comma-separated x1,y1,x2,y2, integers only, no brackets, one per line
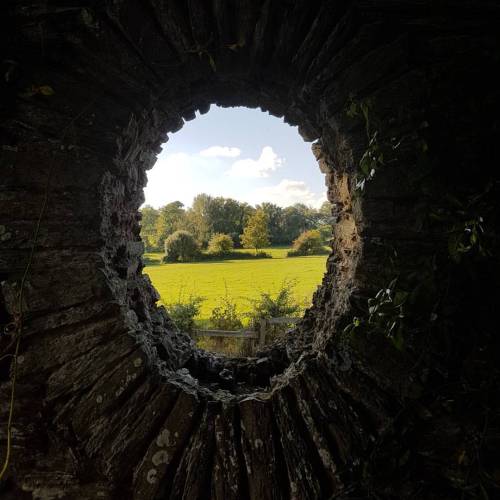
143,247,328,321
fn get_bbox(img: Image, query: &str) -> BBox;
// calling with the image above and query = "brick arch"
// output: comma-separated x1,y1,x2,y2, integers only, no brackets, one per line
1,1,499,498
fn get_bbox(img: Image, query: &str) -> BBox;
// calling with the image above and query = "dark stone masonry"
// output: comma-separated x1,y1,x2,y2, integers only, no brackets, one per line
1,1,499,498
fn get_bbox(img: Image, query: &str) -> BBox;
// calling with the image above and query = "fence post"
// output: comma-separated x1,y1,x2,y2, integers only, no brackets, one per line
215,335,225,351
259,319,267,348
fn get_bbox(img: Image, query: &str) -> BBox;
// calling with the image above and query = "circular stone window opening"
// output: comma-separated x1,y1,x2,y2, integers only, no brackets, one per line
139,105,332,361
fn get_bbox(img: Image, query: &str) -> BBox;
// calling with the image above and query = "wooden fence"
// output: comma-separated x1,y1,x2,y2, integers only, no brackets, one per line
194,316,301,348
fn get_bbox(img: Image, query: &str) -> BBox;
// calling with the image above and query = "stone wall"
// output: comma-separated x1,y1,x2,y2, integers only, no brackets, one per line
1,1,499,498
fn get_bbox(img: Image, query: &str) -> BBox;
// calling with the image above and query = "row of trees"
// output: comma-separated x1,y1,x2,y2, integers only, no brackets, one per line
140,193,333,251
163,214,329,262
163,208,277,262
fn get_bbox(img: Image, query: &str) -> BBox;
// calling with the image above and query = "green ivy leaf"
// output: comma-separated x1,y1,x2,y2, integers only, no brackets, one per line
38,85,55,96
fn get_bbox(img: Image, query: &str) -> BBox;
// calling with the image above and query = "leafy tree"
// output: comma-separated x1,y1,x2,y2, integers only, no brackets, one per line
319,200,332,218
288,229,325,256
317,201,335,227
186,195,254,246
258,202,285,244
155,201,186,248
185,193,213,246
228,200,254,246
281,205,309,242
141,194,334,249
317,224,333,245
208,197,231,234
139,205,159,251
164,230,199,262
240,209,270,253
207,233,234,255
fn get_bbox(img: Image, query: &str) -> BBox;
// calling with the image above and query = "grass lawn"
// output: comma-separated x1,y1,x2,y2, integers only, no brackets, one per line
143,247,329,321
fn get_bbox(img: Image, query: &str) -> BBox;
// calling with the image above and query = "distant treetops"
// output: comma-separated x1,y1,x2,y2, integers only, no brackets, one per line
141,193,333,260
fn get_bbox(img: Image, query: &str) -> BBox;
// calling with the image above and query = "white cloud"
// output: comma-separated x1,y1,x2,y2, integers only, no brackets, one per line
226,146,283,178
143,152,208,208
248,179,326,208
142,147,325,211
199,145,241,158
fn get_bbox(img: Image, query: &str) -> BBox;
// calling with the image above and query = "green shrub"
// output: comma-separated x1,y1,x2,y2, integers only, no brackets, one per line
254,251,271,258
287,229,326,257
165,295,204,334
208,233,234,255
193,250,272,262
163,230,199,262
204,288,252,356
246,280,302,327
209,289,243,331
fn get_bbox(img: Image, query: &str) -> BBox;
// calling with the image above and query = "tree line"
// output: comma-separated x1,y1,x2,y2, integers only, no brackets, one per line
140,193,333,252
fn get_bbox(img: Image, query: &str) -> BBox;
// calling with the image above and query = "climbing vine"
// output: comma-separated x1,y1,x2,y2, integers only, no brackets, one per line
429,184,495,263
340,97,500,496
345,95,428,191
344,277,408,350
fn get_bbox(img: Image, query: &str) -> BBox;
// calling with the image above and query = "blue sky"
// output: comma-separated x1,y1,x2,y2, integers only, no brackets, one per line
143,105,327,209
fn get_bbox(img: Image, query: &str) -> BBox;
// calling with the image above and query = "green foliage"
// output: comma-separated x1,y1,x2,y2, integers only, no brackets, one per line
163,230,199,262
194,250,271,262
141,195,333,251
139,205,160,251
287,229,326,256
141,256,158,266
345,96,426,192
281,204,317,243
258,202,285,244
356,130,385,191
241,209,270,252
184,194,254,247
185,193,212,246
448,216,487,263
155,202,186,248
429,187,495,263
346,98,386,191
257,202,332,244
342,183,497,352
346,96,373,132
317,224,333,245
166,295,204,334
209,286,243,330
207,233,234,255
318,200,333,218
344,278,408,350
367,279,408,349
246,280,302,327
208,197,254,245
21,84,55,98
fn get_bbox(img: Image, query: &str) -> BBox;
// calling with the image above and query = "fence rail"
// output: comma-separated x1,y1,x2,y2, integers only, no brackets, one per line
194,316,301,347
267,317,301,325
193,329,258,339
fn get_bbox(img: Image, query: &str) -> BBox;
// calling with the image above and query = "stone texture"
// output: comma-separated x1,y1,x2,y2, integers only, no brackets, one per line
1,1,499,498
